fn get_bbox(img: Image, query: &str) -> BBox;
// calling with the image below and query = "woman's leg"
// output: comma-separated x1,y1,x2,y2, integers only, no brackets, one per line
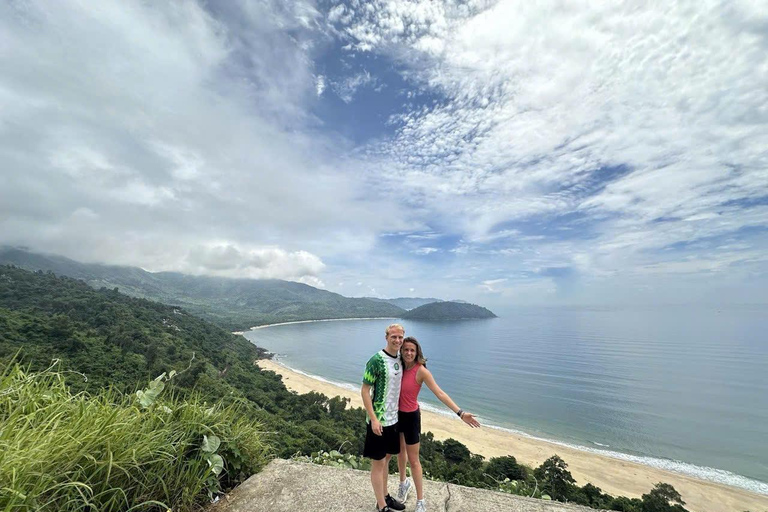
405,442,423,500
398,433,408,482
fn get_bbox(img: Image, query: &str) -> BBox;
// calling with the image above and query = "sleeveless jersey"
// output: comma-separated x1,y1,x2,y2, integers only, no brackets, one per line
399,363,422,413
362,349,402,426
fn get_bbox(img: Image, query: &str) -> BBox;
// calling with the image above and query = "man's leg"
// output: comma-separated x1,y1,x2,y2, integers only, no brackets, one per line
380,454,392,498
371,457,388,509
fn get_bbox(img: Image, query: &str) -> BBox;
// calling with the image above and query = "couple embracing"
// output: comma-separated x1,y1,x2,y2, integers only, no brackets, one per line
361,324,481,512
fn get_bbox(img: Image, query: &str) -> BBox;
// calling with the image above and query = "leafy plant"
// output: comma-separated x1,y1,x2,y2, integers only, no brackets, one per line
0,360,268,512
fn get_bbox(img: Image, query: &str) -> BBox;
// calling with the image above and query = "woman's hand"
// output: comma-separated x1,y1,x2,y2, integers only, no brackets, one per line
460,411,481,428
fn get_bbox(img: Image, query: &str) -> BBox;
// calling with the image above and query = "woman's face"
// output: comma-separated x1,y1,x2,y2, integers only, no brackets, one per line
401,341,417,364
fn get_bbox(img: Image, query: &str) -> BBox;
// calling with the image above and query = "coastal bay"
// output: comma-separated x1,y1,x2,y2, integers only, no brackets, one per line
258,358,768,512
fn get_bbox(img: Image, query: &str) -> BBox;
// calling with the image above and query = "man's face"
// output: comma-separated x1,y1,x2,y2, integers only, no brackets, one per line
385,328,404,353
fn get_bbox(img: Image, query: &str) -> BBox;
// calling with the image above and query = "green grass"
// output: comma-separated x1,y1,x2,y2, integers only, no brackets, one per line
0,360,269,511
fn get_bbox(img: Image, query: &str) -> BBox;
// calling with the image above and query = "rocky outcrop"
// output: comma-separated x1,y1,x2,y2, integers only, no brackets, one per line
208,459,599,512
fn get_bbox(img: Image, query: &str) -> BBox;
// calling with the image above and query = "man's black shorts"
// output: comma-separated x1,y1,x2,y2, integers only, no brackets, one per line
363,422,400,460
398,409,421,445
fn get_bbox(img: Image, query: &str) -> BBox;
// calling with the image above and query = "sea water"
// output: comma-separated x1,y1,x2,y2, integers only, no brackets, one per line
243,305,768,495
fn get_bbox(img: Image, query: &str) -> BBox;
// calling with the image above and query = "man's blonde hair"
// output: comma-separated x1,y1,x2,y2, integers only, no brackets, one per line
385,323,405,336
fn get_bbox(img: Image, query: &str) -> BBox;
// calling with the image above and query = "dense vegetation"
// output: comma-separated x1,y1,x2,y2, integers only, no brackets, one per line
0,362,268,511
401,301,497,320
0,248,404,330
0,266,687,512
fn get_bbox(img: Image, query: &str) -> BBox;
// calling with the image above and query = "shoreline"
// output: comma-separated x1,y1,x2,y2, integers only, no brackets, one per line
258,358,768,512
232,317,399,335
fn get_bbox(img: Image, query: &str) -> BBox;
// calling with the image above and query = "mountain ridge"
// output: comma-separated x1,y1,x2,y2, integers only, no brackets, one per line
0,247,404,330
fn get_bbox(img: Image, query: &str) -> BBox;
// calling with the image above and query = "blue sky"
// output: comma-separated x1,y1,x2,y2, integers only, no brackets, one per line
1,0,767,308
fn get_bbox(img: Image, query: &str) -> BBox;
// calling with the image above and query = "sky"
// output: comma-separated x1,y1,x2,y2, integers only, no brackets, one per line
1,0,767,308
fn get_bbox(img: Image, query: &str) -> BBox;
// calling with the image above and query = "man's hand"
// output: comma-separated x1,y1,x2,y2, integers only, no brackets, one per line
371,418,383,435
460,412,481,428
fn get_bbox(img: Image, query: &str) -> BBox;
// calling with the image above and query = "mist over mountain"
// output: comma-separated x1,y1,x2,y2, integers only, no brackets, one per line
0,247,404,330
362,297,443,310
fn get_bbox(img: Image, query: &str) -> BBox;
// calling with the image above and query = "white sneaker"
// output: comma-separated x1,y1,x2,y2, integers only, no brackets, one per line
415,499,426,512
396,478,411,502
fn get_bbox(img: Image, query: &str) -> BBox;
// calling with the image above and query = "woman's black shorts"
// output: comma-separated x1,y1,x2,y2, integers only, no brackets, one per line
398,409,421,445
363,422,400,460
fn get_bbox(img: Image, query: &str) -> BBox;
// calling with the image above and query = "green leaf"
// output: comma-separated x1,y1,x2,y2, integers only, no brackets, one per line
207,454,224,475
202,434,221,453
329,450,341,458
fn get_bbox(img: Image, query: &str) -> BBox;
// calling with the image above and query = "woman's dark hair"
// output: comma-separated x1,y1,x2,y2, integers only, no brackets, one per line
402,336,427,368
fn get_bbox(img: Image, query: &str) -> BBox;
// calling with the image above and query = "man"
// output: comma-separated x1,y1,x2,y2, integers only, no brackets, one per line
362,323,407,512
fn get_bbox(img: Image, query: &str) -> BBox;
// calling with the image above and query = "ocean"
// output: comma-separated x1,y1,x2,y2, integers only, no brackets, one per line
242,305,768,495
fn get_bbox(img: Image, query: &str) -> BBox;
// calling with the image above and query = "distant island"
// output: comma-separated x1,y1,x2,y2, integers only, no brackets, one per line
400,301,497,320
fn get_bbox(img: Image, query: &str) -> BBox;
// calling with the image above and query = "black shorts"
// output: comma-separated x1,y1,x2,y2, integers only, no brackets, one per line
363,422,400,460
398,409,421,445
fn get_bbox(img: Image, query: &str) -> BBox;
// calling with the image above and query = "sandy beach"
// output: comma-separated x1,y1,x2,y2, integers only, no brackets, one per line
258,359,768,512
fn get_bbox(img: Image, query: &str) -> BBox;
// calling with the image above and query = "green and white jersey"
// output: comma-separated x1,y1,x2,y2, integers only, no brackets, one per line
362,349,402,427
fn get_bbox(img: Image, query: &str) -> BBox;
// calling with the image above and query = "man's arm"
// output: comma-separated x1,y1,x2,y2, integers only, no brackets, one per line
361,383,383,435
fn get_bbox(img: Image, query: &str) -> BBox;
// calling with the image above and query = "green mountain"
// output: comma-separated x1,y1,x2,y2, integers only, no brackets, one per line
0,265,366,455
0,248,404,330
400,301,497,320
362,296,443,310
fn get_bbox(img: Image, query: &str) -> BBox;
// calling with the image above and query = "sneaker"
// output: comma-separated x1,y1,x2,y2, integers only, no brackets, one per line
385,494,406,511
415,499,426,512
377,507,393,512
396,479,412,502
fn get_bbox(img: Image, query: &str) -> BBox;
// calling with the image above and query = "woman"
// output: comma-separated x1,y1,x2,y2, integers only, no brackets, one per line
396,336,481,512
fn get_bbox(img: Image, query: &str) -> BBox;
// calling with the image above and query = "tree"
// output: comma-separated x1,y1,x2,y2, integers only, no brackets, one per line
442,438,471,464
611,496,642,511
641,482,686,512
486,455,526,481
534,455,576,501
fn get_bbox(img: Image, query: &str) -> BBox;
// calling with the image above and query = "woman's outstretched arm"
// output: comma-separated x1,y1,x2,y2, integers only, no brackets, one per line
419,367,481,428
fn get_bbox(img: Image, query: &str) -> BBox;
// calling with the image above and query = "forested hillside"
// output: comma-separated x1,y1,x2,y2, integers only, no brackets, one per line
401,301,497,320
0,248,404,330
0,266,365,455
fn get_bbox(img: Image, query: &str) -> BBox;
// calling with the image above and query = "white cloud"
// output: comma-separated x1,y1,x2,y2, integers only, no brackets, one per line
334,0,768,295
1,0,766,305
184,244,325,280
315,75,327,96
0,0,410,279
479,278,507,293
331,70,376,103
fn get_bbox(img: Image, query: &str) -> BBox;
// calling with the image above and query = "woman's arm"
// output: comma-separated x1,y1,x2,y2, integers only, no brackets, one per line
419,367,481,428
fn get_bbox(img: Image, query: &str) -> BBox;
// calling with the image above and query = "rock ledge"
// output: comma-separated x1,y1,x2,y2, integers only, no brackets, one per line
209,459,599,512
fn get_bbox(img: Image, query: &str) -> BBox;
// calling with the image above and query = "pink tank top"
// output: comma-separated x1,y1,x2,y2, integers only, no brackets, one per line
399,363,422,412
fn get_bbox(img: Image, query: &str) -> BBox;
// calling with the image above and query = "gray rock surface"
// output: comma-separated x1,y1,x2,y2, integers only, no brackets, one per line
208,459,599,512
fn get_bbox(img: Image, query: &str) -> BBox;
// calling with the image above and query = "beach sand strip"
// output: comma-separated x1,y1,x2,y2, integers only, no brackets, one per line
257,359,768,512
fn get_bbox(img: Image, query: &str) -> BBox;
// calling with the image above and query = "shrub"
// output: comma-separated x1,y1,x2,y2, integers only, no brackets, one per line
486,455,527,481
0,361,269,512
